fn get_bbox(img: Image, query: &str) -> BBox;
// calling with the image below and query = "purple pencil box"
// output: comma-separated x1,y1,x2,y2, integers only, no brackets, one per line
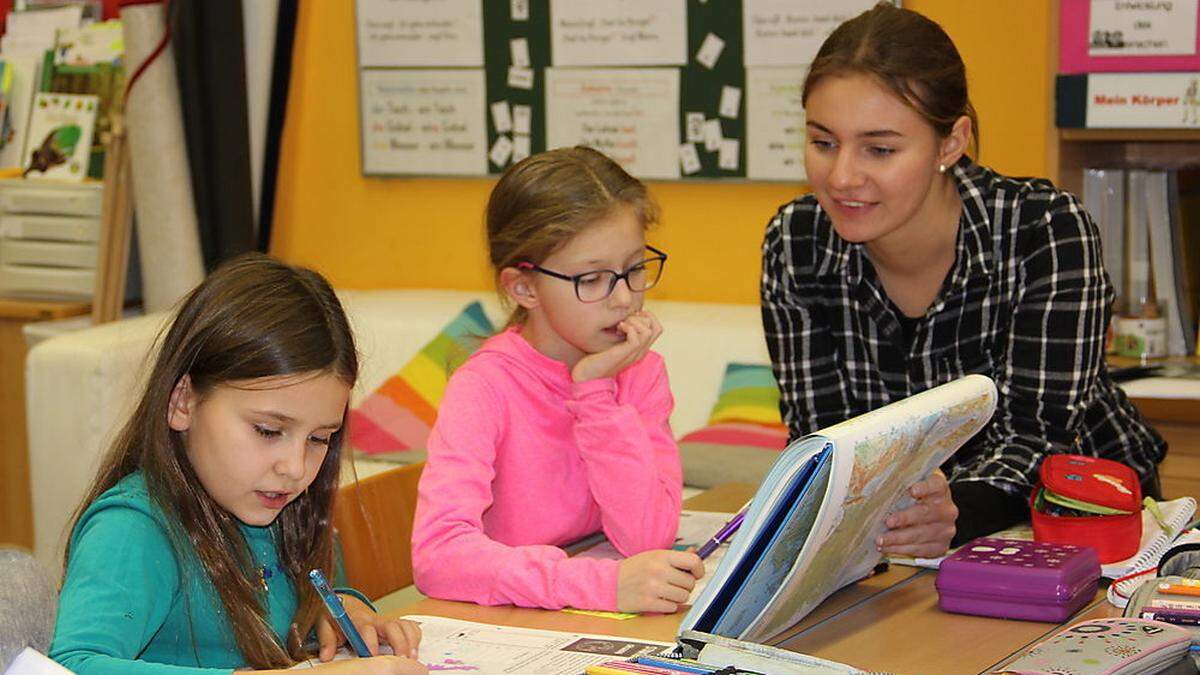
935,537,1101,622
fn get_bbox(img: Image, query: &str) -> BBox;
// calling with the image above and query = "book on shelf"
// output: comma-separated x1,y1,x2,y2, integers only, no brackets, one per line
0,213,99,242
0,56,43,171
0,238,96,268
1057,72,1200,129
1082,168,1126,307
1083,167,1199,357
21,92,97,182
0,262,93,299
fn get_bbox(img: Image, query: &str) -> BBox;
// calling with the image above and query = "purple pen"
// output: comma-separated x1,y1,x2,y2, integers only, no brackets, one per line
696,508,748,560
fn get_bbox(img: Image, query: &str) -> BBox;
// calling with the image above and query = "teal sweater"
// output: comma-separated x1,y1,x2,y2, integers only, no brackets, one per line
51,473,302,674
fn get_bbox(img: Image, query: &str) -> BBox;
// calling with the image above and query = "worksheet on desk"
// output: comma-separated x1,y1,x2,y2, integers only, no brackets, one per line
409,615,669,673
290,616,670,673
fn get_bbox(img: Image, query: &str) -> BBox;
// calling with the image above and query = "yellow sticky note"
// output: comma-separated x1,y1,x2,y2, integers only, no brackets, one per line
562,608,639,620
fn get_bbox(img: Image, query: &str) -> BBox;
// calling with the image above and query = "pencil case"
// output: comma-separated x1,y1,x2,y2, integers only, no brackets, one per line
935,537,1100,622
1030,454,1142,563
995,618,1193,674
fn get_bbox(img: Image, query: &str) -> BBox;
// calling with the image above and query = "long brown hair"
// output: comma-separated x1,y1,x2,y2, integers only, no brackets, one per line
803,2,980,156
485,146,659,327
63,253,358,669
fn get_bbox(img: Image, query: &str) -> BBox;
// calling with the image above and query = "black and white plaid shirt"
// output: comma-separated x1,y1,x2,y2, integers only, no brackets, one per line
761,158,1166,498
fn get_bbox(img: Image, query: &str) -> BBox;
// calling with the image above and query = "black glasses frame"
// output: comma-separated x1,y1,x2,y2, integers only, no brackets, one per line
518,245,668,303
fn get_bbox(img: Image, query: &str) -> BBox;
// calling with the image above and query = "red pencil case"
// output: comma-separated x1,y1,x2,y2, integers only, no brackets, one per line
1030,454,1142,564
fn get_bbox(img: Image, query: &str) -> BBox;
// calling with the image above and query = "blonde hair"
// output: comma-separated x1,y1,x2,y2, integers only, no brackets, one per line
486,146,659,326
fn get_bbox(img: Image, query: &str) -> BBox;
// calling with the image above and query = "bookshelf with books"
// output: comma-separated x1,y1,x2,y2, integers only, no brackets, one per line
1050,0,1200,500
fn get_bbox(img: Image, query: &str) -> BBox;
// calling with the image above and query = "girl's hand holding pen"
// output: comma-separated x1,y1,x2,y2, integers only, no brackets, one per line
617,549,705,614
316,593,423,662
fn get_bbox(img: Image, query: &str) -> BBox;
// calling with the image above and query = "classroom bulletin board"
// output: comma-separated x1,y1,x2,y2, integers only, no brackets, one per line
355,0,885,181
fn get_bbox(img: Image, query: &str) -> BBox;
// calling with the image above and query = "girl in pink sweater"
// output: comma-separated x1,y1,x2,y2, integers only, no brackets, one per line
411,147,703,614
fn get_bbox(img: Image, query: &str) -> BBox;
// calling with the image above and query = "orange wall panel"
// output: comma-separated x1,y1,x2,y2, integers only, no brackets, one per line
271,1,1054,305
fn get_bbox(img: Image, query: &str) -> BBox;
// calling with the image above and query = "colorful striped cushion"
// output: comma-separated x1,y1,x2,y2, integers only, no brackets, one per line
349,302,494,454
679,421,788,448
707,362,784,428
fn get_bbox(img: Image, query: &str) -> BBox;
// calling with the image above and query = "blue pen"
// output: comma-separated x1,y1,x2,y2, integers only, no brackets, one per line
309,569,372,657
633,655,717,673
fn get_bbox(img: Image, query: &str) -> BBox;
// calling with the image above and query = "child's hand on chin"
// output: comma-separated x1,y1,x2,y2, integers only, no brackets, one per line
571,311,663,382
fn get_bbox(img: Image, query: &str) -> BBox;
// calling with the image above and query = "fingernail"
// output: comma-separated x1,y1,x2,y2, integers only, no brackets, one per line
875,536,883,548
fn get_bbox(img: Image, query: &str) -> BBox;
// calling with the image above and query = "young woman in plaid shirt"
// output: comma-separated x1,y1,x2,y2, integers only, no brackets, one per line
762,4,1166,557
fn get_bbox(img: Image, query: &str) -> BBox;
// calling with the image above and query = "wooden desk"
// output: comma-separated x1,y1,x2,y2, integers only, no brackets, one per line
0,298,90,549
391,483,1124,674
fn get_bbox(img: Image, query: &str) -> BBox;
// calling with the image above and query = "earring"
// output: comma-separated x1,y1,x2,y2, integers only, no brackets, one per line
938,164,947,174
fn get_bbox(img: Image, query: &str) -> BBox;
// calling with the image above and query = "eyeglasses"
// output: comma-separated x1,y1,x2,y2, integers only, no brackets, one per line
518,245,668,303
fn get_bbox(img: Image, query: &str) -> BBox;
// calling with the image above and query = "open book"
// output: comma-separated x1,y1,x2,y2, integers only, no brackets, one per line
681,374,998,644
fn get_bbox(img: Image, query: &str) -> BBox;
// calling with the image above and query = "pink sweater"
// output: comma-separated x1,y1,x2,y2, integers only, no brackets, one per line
411,328,682,611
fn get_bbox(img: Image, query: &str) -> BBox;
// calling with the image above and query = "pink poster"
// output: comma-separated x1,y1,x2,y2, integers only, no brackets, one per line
1060,0,1200,73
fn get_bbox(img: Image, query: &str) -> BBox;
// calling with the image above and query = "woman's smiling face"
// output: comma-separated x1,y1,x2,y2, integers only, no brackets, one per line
803,72,950,247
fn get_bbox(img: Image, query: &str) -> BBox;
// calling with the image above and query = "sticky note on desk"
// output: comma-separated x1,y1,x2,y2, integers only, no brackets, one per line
563,608,639,620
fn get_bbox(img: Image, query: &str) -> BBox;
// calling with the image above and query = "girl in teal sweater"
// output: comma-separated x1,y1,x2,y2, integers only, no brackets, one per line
50,254,425,675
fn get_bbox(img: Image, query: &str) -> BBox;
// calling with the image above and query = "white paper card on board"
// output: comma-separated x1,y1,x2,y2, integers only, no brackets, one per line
491,100,513,133
510,37,531,67
1089,0,1198,56
696,32,725,69
508,66,535,90
746,65,807,181
544,67,681,179
742,0,878,67
685,112,705,142
356,0,484,67
719,85,742,119
490,135,514,167
511,0,529,21
718,138,739,170
513,134,531,162
679,143,702,175
360,68,487,175
512,104,532,135
549,0,687,66
703,118,723,151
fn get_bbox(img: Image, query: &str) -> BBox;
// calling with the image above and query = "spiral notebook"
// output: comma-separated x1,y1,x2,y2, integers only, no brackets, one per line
893,496,1197,581
1104,497,1198,577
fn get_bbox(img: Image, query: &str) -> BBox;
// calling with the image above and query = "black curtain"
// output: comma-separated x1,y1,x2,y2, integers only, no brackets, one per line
257,0,298,253
173,0,256,271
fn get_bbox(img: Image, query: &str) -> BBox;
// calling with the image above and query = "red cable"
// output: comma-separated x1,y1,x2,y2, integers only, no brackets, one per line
121,0,172,109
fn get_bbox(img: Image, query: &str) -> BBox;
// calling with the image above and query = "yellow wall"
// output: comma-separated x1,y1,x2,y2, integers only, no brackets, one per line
271,1,1055,305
